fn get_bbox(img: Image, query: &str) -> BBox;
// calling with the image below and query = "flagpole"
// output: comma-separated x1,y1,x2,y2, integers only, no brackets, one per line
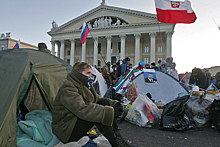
157,21,165,60
89,31,107,65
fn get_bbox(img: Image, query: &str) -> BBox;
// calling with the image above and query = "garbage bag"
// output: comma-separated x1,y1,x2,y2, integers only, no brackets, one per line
160,95,193,131
186,95,212,127
209,99,220,132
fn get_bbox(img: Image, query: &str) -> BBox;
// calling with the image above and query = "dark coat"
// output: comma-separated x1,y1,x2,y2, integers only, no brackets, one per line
145,78,157,83
189,69,210,89
52,69,118,143
121,59,129,75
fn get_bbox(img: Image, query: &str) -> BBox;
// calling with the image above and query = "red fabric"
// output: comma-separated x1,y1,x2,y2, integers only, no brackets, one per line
156,8,196,24
143,104,154,121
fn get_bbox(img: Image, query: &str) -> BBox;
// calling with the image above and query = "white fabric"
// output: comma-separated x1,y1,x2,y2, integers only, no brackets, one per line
155,0,194,13
92,66,108,97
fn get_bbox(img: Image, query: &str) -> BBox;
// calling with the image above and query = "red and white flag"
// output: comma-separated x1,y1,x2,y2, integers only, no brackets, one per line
155,0,197,24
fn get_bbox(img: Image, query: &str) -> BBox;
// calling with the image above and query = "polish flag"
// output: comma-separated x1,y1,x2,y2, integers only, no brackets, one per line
155,0,197,24
80,22,90,44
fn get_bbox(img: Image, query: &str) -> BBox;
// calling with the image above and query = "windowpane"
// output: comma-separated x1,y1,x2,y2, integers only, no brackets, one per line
144,57,149,63
158,46,163,52
118,42,121,53
144,46,149,53
67,50,70,55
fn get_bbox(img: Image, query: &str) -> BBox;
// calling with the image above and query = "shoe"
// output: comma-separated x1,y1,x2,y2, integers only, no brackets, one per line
114,129,136,147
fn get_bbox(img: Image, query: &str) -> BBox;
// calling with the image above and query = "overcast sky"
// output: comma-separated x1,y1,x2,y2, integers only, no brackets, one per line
1,0,220,73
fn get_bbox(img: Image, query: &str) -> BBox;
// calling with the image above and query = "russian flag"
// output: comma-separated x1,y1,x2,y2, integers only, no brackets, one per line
155,0,197,24
80,22,90,44
13,40,20,49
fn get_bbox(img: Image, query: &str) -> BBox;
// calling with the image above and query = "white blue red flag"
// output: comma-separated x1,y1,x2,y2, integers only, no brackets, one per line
80,22,90,44
155,0,197,24
13,40,20,49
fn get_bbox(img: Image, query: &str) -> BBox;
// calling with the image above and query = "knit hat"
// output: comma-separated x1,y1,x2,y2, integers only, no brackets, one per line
151,62,155,66
125,57,130,61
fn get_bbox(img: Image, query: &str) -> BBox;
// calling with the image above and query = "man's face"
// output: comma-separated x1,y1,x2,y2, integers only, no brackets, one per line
127,61,130,64
148,73,153,79
82,67,92,77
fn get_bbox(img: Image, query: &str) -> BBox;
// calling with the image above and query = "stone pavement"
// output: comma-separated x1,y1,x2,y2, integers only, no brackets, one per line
118,121,220,147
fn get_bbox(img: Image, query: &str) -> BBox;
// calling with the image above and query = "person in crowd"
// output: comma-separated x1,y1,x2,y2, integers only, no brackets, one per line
212,71,220,89
136,61,145,71
150,62,159,70
129,63,133,69
116,61,122,80
168,62,178,80
159,60,168,73
52,62,135,147
121,57,130,75
145,63,150,69
157,60,162,68
38,42,51,53
102,62,112,87
145,72,157,83
189,68,210,90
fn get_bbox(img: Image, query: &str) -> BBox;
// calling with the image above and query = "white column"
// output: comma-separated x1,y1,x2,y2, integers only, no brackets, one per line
134,34,141,65
93,37,98,66
150,33,156,63
120,34,126,61
70,39,75,66
50,40,55,55
106,35,112,63
166,31,173,58
56,42,60,57
81,41,86,62
60,40,65,60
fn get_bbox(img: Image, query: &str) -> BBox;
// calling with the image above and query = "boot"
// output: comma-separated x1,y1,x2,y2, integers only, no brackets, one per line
114,129,136,147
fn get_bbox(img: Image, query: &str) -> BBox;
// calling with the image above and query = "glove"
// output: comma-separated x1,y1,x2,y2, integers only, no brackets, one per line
113,102,124,118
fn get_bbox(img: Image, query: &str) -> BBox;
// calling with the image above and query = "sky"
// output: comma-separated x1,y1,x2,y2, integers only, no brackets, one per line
1,0,220,73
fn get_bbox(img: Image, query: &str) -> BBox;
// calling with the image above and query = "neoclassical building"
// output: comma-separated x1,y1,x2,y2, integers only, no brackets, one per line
48,2,175,67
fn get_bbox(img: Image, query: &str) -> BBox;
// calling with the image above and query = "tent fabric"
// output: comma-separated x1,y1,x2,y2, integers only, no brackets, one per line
130,70,189,103
0,49,72,147
92,67,108,97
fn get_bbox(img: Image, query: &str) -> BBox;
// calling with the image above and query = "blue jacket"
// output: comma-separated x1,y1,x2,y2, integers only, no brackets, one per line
121,59,129,75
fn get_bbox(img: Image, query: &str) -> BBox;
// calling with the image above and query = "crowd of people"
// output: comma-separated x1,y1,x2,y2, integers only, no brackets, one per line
100,57,179,87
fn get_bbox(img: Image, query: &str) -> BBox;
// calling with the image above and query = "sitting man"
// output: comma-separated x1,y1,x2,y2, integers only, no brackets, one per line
52,62,135,147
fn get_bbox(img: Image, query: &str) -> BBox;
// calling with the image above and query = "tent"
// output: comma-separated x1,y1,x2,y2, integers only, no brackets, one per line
130,70,189,103
91,67,108,97
0,49,72,146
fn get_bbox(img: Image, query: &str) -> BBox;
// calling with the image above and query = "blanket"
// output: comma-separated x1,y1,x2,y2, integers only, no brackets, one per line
17,110,60,147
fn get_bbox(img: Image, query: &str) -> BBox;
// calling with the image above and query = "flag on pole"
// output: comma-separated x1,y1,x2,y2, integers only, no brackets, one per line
13,40,20,49
80,22,90,44
155,0,197,24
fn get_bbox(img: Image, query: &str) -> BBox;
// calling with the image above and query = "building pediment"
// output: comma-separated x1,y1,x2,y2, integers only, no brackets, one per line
48,5,158,35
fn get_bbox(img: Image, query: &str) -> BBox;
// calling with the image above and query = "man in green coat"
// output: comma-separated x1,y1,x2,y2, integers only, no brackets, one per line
52,62,134,147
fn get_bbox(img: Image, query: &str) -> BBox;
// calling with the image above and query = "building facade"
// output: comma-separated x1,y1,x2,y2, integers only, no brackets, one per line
0,37,37,50
48,3,175,67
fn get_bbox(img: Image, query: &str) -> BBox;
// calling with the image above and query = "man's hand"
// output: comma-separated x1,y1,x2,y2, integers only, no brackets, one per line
113,102,124,118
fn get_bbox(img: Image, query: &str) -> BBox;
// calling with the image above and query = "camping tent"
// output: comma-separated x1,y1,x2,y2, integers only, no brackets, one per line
130,70,189,103
91,67,108,97
0,49,72,146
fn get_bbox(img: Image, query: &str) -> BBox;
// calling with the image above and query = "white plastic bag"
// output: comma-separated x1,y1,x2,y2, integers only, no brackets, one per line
93,134,111,147
54,136,90,147
125,93,161,127
187,96,212,127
